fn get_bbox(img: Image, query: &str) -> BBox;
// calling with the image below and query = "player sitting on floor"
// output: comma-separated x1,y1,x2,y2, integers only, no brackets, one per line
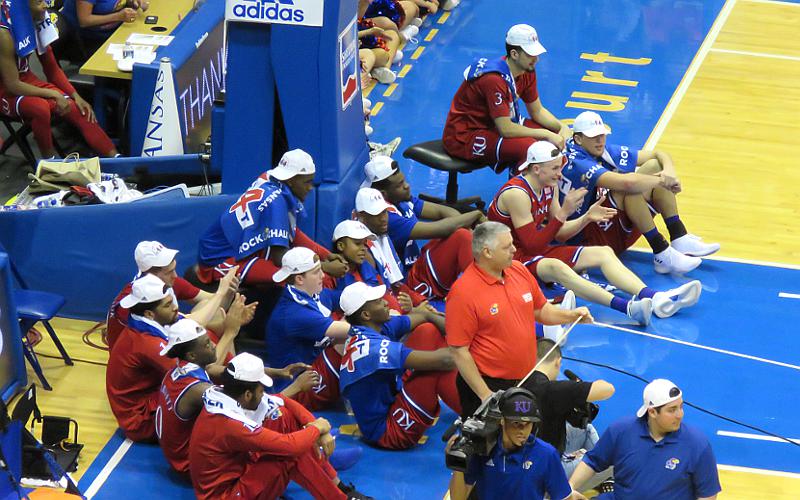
156,316,317,475
338,282,461,450
107,240,237,351
265,247,352,411
487,141,702,326
189,353,372,500
366,155,483,300
562,111,719,274
196,149,348,286
442,24,570,173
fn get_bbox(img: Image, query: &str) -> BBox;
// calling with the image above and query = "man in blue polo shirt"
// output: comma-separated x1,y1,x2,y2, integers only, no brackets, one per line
560,111,719,275
266,247,351,411
569,379,721,500
448,388,585,500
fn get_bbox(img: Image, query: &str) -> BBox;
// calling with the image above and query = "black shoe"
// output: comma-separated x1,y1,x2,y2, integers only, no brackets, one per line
594,479,615,494
338,481,374,500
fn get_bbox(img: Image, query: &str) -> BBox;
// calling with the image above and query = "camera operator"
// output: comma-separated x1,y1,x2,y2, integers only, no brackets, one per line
529,338,614,489
446,222,593,418
447,389,586,500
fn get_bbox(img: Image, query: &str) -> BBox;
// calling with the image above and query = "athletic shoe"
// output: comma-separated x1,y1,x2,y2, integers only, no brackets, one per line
371,66,396,84
410,17,423,27
368,137,402,158
653,246,701,274
627,298,653,326
329,446,363,471
542,290,576,341
365,123,373,136
392,49,404,64
362,97,372,111
399,24,419,41
442,0,460,10
671,234,720,257
338,481,374,500
652,280,702,319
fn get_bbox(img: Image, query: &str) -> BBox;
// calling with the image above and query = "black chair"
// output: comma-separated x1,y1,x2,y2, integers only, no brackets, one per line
402,140,487,212
0,115,68,168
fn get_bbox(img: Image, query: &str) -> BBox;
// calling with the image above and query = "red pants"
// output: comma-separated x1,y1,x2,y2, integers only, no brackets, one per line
293,346,342,412
407,228,473,300
520,245,584,276
0,74,115,156
443,119,545,171
580,194,643,254
376,324,461,449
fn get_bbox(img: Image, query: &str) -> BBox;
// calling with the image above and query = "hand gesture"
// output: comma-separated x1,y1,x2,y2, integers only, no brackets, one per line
571,306,593,324
547,131,566,150
119,7,137,22
556,188,587,220
278,362,312,379
53,95,71,116
72,95,96,123
318,432,336,457
397,292,413,313
321,254,349,278
217,266,240,296
240,299,258,326
292,369,320,392
658,174,681,194
223,294,246,331
310,417,331,435
585,194,616,223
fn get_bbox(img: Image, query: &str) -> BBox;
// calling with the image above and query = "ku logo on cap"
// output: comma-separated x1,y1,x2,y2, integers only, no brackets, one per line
515,400,531,413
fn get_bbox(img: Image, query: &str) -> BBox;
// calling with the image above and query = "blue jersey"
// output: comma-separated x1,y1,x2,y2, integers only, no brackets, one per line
560,139,639,218
387,195,425,273
583,416,721,500
61,0,125,35
198,175,302,266
265,286,339,390
338,322,412,442
465,436,572,500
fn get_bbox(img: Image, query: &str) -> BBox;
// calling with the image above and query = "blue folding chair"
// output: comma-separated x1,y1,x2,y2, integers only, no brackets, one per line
0,246,72,391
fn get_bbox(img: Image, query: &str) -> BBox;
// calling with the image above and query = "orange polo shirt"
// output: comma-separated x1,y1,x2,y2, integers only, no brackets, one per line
446,261,546,379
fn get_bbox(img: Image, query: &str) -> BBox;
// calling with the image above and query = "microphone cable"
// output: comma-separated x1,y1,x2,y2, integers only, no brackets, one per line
562,355,800,448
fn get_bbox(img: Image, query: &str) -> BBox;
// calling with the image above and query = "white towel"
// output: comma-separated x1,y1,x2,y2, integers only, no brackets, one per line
35,12,58,55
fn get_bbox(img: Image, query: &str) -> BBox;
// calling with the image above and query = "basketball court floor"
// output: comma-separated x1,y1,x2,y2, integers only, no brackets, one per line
22,0,800,498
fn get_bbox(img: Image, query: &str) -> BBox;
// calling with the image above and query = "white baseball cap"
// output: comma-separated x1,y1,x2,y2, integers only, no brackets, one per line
363,155,397,186
355,187,392,215
518,141,564,171
135,241,178,273
333,220,377,243
160,318,207,356
340,281,387,316
636,379,682,418
119,274,172,309
505,24,546,57
267,149,316,181
272,246,319,282
573,111,610,138
226,352,273,387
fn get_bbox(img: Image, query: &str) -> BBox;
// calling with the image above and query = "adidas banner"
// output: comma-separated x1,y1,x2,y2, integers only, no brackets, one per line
225,0,325,27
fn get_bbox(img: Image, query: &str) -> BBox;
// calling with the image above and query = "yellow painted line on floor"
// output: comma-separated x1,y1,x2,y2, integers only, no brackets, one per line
424,28,439,42
398,64,412,78
383,83,398,97
438,11,450,24
411,46,425,60
370,101,384,117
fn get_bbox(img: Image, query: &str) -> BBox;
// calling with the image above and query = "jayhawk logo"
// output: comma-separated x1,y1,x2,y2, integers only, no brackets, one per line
665,458,680,470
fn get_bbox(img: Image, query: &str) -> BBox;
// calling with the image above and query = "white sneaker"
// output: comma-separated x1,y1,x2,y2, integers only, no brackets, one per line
410,17,423,27
399,25,419,41
671,234,720,257
653,246,702,275
442,0,460,10
627,298,653,326
542,291,576,341
368,137,402,159
652,280,702,319
371,66,396,84
392,49,404,65
362,97,372,110
365,123,374,136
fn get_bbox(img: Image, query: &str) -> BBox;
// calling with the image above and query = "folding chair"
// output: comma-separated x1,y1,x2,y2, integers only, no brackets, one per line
0,115,68,169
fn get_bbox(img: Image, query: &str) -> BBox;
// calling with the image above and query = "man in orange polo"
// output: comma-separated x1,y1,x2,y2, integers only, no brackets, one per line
446,221,593,417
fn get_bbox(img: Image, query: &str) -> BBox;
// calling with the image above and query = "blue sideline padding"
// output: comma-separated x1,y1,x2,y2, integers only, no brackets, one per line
96,154,216,177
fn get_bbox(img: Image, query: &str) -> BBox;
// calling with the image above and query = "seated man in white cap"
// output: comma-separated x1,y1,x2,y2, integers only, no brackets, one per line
156,316,319,476
338,282,461,450
106,240,241,350
366,155,484,301
569,379,721,500
442,24,571,172
189,353,372,500
196,149,348,286
487,141,703,326
266,247,352,411
106,273,249,442
562,111,720,274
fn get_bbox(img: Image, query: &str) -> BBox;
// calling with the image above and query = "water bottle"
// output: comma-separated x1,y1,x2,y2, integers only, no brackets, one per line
123,42,134,61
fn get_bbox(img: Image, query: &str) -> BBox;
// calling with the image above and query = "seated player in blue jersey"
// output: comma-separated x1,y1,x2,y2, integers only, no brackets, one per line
266,247,352,412
338,282,461,450
487,141,702,326
366,155,484,300
196,149,348,286
562,112,720,275
448,389,585,500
